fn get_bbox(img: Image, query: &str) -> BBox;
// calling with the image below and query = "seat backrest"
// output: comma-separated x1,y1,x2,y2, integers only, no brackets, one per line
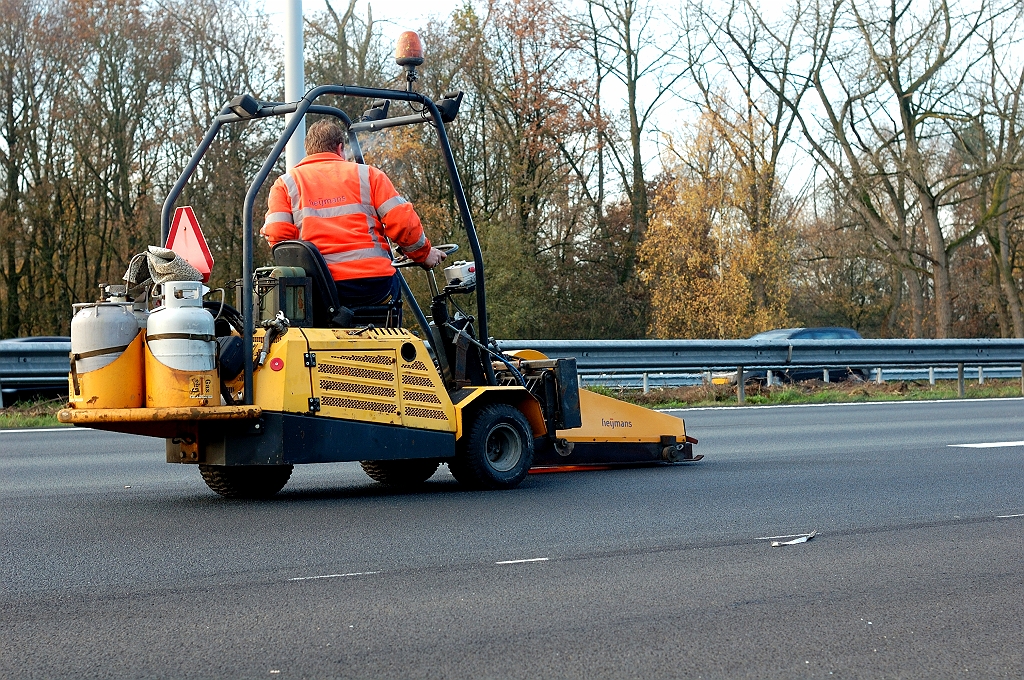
271,240,342,327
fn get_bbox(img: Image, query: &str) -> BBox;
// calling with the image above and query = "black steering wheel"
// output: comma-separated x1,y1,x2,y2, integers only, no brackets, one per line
392,243,460,269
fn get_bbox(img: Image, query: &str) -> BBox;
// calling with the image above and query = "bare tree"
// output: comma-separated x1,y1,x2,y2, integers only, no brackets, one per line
682,0,810,315
581,0,683,267
718,0,1020,337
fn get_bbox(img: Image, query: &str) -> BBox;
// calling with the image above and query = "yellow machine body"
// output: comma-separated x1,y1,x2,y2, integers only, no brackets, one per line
248,327,460,432
63,326,546,464
558,389,686,444
61,325,694,469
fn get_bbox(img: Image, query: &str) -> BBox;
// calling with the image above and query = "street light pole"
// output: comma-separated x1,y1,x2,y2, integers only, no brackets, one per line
284,0,305,170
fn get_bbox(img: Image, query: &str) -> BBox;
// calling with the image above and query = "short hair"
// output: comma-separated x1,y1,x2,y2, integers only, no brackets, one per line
305,119,346,155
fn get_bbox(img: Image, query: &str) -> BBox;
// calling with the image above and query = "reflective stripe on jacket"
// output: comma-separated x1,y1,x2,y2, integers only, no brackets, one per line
260,152,431,281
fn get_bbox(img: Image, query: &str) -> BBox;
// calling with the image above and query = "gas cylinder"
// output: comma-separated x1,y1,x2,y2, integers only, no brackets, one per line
70,302,141,373
146,281,218,407
68,301,145,409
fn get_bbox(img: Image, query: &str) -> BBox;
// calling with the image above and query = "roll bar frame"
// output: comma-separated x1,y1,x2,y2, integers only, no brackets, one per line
160,85,492,404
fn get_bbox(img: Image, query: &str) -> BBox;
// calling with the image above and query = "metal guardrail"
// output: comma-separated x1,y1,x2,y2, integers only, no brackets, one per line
498,338,1024,401
574,367,1023,389
0,340,71,405
497,339,1024,370
4,337,1024,405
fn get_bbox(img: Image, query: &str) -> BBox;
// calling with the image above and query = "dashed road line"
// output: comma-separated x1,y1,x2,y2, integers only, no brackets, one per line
0,427,85,434
949,441,1024,448
495,557,550,565
997,513,1024,518
289,571,379,581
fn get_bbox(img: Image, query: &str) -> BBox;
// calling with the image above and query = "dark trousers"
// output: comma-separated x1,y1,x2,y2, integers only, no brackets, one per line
334,273,403,327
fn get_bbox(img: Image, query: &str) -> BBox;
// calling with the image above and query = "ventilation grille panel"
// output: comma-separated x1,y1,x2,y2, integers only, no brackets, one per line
404,406,449,420
319,380,396,398
318,364,393,382
321,396,397,414
314,351,399,422
330,353,395,366
404,391,441,404
401,374,434,388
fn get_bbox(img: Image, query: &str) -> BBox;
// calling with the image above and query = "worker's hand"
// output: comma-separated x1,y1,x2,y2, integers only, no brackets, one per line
422,247,448,269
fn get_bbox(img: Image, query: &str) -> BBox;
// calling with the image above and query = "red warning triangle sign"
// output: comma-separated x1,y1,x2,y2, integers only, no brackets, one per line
165,206,214,283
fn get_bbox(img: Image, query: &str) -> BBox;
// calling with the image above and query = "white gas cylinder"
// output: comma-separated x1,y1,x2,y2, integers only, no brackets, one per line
70,302,141,373
147,281,216,370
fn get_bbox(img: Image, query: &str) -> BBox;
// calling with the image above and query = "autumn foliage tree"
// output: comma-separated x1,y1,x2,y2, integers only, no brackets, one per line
640,109,792,339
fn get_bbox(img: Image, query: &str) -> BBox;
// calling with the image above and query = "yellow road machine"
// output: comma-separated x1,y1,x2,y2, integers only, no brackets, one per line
58,37,699,497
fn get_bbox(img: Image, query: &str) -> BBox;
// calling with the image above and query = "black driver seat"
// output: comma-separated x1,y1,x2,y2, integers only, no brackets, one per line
271,240,399,328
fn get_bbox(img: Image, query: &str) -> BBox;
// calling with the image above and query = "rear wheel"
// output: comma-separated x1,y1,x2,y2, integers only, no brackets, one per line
360,459,440,488
448,404,533,490
198,464,293,499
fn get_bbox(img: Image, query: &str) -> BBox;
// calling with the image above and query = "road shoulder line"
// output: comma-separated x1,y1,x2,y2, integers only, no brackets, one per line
660,396,1024,413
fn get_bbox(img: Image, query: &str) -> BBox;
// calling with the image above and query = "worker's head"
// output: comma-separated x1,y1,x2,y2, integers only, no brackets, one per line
305,119,346,156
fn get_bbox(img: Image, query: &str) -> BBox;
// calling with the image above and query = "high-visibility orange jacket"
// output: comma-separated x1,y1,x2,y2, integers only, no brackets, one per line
261,152,431,281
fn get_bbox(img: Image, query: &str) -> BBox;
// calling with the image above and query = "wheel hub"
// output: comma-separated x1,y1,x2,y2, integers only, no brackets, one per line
485,423,522,472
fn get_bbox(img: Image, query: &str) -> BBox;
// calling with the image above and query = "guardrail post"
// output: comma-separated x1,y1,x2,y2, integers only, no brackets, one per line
957,363,965,397
823,368,829,383
766,369,773,386
642,372,649,394
978,366,984,385
1021,363,1023,395
736,366,745,404
929,367,935,385
875,367,883,384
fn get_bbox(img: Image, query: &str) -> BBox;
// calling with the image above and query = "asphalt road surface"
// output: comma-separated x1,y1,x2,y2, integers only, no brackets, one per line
2,398,1023,678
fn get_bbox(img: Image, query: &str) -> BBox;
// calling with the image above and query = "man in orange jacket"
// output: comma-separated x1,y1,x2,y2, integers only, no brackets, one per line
261,119,446,313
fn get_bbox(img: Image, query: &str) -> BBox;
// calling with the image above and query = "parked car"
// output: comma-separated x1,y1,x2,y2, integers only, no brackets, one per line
713,327,868,385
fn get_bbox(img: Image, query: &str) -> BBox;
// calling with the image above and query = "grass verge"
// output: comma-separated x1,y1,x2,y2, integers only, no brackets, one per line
588,377,1024,409
0,397,67,429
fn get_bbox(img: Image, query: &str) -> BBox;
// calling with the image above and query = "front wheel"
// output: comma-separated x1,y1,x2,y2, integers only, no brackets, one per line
448,404,533,490
198,464,293,499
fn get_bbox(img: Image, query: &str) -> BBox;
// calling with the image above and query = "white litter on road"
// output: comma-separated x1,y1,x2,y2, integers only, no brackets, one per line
770,532,816,547
949,441,1024,448
289,571,379,581
756,533,815,541
495,557,550,565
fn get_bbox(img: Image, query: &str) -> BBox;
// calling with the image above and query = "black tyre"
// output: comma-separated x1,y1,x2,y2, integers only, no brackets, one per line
360,459,440,488
448,404,533,490
198,464,293,499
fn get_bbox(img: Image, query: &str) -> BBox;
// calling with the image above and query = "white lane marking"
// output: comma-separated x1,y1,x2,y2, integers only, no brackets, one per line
495,557,550,565
997,513,1024,518
289,571,379,581
661,396,1024,413
949,441,1024,448
0,427,85,434
756,533,814,541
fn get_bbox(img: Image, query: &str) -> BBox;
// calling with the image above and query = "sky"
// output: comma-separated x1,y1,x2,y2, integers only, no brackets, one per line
261,0,465,40
256,0,813,195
